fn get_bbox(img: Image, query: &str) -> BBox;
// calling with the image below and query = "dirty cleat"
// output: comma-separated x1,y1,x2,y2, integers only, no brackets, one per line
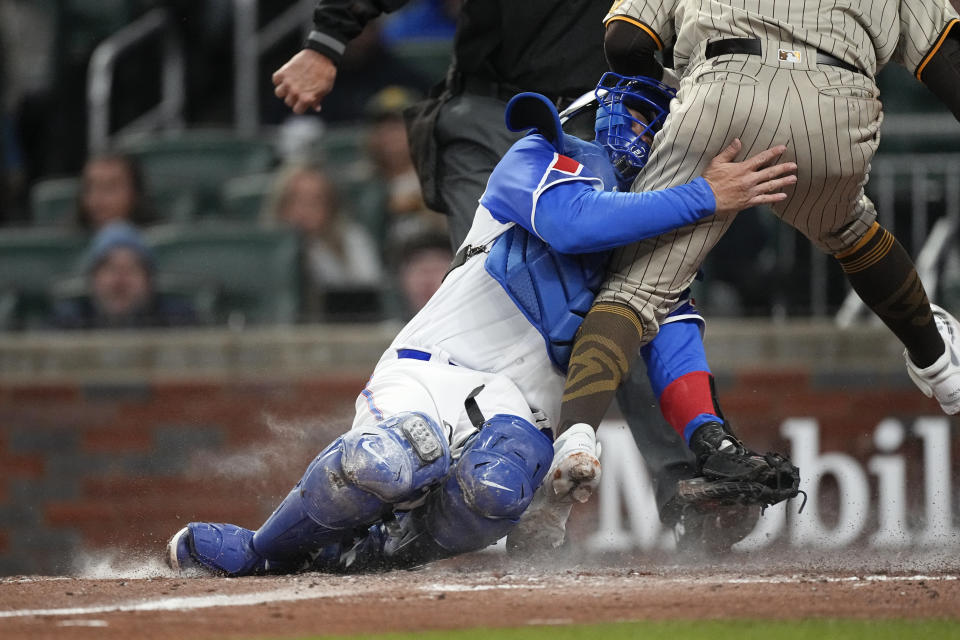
673,502,761,555
688,421,758,478
905,304,960,415
167,522,272,577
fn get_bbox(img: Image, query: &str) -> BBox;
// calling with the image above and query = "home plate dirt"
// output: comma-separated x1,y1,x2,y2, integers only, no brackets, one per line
1,551,958,640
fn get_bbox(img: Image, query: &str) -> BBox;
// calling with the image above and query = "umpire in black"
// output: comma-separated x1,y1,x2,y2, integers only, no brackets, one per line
272,0,756,553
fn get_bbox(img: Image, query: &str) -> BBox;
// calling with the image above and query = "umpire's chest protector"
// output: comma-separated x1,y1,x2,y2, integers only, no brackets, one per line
484,226,608,375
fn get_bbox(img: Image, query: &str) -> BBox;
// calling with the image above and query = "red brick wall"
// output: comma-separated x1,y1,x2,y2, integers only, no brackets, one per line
0,376,365,575
0,369,955,575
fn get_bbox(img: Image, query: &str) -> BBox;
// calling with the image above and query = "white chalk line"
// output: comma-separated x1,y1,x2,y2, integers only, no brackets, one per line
0,584,374,619
665,574,959,585
421,583,546,592
56,620,109,627
0,574,957,620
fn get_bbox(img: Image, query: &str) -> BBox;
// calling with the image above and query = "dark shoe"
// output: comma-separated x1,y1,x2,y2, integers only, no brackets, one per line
689,422,771,482
673,502,761,555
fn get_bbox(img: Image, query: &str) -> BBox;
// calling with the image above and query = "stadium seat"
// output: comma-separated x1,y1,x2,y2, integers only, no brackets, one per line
151,188,202,224
875,66,960,154
391,40,453,82
334,172,389,248
0,229,87,330
30,177,80,226
318,125,367,167
115,130,277,217
219,172,277,223
30,175,200,227
145,224,301,325
49,271,220,327
314,285,387,324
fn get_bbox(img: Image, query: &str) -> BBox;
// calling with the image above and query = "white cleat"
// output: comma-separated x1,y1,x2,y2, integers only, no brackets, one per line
166,526,198,574
905,304,960,415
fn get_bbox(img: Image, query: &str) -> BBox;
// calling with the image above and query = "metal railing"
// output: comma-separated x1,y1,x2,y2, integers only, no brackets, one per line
87,8,185,153
836,153,960,326
233,0,314,135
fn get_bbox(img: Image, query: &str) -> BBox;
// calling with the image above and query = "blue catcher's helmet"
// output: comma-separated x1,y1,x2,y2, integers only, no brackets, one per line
592,72,676,189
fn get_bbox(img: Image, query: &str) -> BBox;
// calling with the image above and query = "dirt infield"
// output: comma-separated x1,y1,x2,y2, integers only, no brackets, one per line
1,550,959,640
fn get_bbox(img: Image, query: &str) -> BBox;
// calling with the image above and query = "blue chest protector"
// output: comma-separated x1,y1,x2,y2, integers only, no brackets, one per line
485,227,608,373
481,134,618,374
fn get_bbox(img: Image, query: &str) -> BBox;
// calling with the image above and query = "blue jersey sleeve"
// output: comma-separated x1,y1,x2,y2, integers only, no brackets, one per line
481,135,606,232
532,177,717,254
481,133,716,255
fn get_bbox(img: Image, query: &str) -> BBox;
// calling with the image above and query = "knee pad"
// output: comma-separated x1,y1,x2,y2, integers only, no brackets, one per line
297,412,450,528
416,414,554,554
253,412,450,560
457,414,553,518
340,412,451,503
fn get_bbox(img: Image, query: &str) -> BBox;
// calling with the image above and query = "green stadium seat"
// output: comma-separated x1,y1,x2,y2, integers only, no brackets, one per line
391,40,453,82
334,172,389,248
30,177,80,226
145,224,301,325
151,188,201,224
30,176,200,228
318,125,367,167
876,66,960,154
219,172,277,223
876,65,940,115
49,271,221,326
115,130,276,216
0,229,87,330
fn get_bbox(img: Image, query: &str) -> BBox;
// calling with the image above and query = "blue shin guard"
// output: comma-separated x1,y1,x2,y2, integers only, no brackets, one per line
167,522,304,576
382,414,553,567
252,412,451,567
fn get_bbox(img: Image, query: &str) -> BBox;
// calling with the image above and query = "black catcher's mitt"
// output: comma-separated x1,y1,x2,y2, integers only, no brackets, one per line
676,450,804,512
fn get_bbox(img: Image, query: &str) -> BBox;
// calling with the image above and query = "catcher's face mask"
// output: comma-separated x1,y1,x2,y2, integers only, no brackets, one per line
592,72,676,189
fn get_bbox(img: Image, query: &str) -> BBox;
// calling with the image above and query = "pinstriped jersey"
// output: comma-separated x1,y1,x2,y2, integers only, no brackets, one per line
605,0,959,78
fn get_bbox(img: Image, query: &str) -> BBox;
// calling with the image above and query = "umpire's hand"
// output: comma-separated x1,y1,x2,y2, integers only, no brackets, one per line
273,49,338,114
703,139,797,216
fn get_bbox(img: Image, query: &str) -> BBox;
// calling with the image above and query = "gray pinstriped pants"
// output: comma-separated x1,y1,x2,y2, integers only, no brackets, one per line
598,52,883,342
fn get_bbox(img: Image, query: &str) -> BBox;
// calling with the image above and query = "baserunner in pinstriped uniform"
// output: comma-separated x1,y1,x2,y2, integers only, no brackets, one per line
550,0,960,503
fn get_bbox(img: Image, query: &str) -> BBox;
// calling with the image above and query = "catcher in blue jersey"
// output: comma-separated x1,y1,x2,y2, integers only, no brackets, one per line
167,74,798,576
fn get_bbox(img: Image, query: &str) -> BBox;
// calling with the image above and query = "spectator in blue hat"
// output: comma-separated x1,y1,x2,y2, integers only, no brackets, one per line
51,222,196,329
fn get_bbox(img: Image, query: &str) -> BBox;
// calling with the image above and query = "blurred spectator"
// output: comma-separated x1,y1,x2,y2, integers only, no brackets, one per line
360,86,447,248
51,222,197,330
75,152,154,231
263,163,383,319
392,229,452,320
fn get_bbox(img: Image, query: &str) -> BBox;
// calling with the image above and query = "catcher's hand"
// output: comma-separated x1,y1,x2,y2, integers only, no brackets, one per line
506,482,572,556
678,451,803,512
505,423,601,557
547,423,602,503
